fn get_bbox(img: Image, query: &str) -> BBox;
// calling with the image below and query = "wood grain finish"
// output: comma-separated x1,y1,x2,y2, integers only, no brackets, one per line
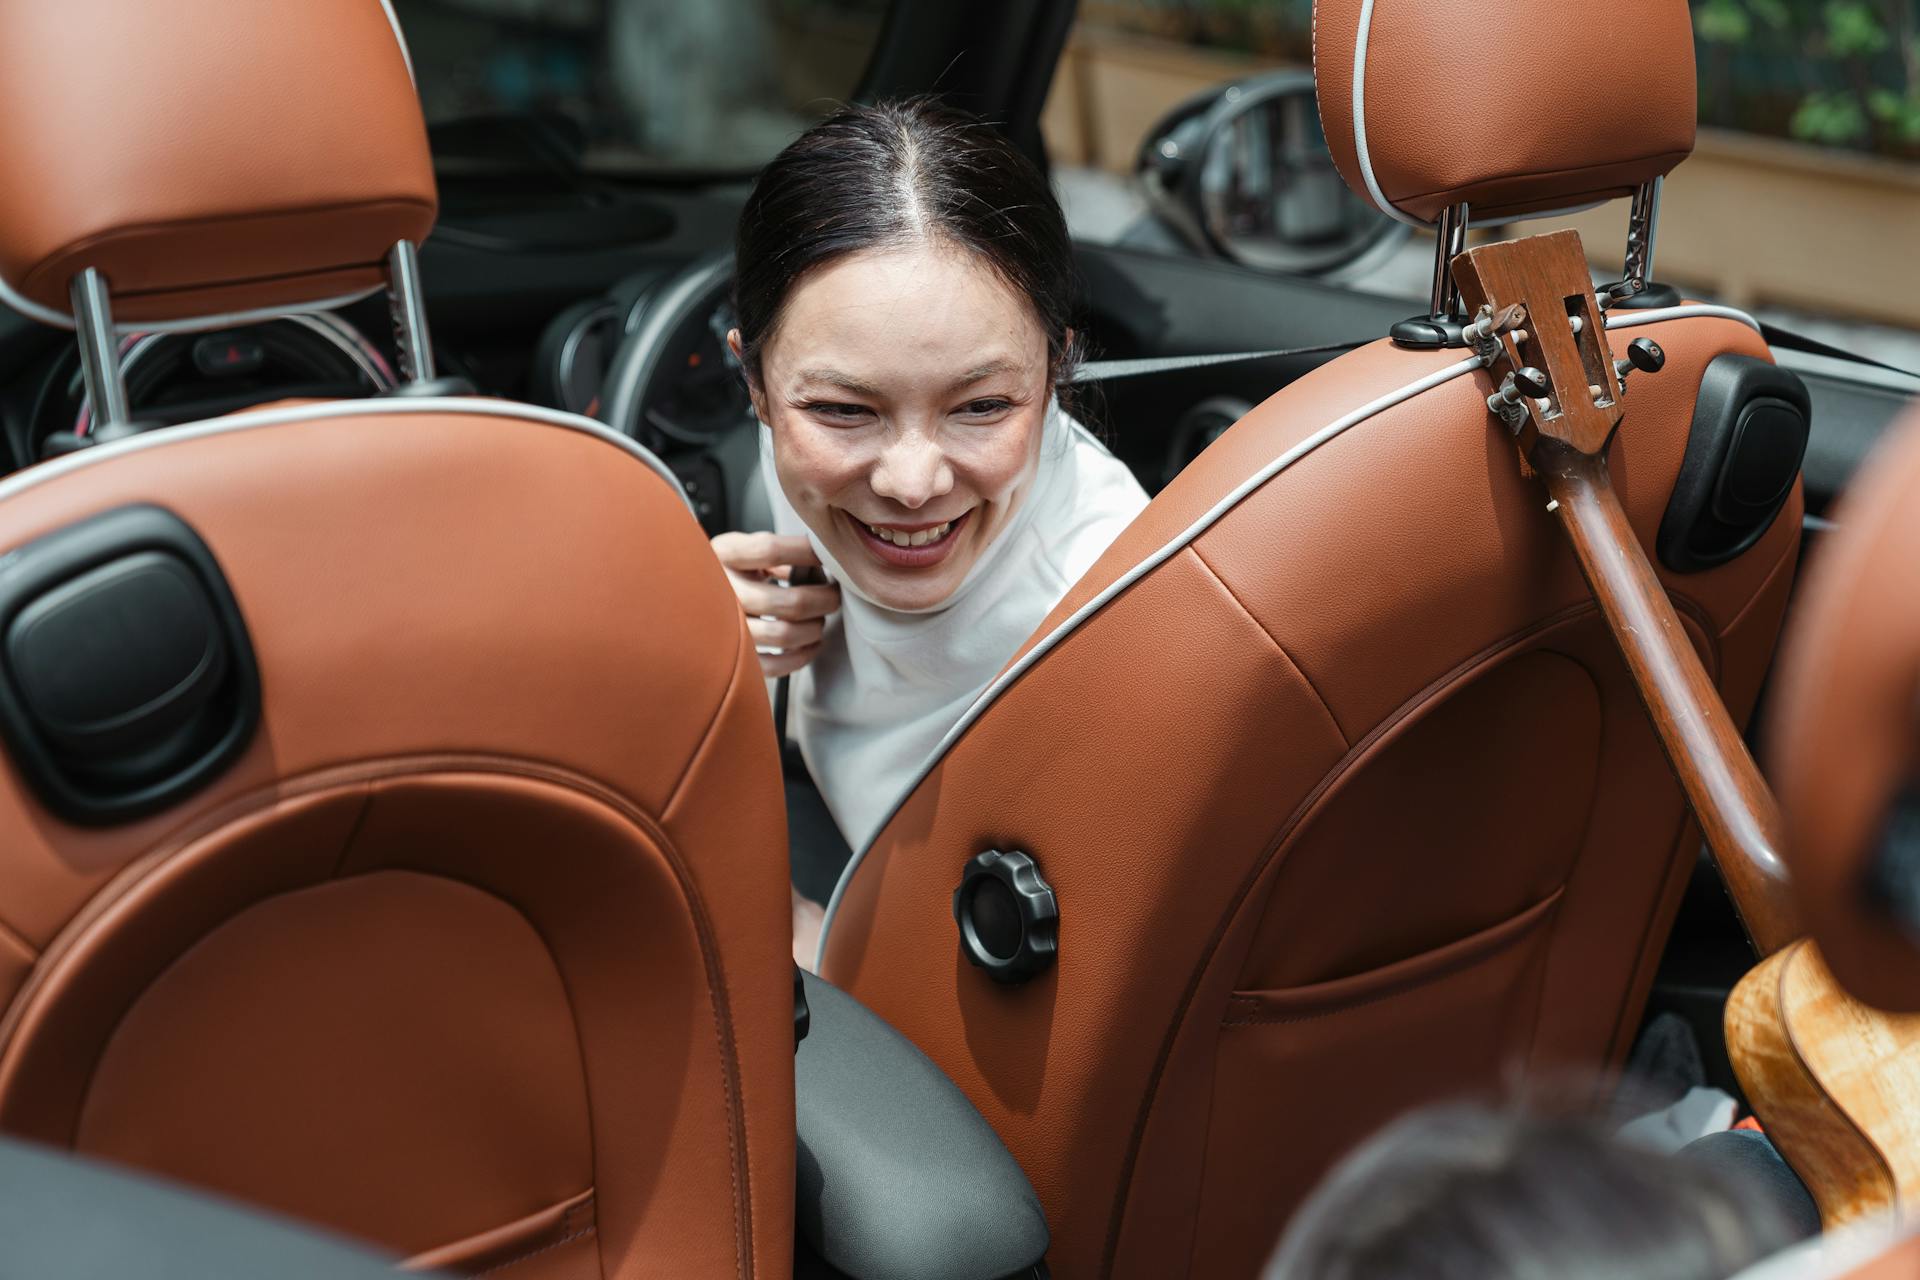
1533,440,1800,956
1452,230,1624,457
1727,941,1920,1227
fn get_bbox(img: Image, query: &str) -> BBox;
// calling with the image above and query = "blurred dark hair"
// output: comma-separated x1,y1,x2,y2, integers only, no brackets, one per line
1265,1104,1798,1280
732,96,1082,405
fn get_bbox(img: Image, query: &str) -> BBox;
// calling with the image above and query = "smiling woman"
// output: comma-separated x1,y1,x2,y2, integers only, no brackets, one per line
713,99,1149,963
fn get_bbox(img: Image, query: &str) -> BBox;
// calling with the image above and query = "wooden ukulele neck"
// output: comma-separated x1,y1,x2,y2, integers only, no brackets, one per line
1451,231,1799,956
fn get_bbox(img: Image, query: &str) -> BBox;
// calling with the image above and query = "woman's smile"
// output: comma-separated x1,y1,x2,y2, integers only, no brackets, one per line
844,509,973,568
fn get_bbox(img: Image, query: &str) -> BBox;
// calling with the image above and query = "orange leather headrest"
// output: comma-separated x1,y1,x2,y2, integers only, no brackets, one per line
0,0,437,328
1312,0,1698,225
1769,409,1920,1012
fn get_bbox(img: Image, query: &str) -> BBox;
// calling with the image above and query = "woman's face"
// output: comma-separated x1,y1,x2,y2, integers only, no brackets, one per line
738,242,1052,612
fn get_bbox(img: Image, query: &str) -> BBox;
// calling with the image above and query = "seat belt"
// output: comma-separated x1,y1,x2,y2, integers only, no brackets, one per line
1758,321,1920,385
1068,341,1364,383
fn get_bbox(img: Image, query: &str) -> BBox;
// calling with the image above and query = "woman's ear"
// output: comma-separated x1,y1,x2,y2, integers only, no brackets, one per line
728,328,770,422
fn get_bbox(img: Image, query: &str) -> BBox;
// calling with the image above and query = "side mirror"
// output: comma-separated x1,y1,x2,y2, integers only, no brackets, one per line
1137,70,1404,276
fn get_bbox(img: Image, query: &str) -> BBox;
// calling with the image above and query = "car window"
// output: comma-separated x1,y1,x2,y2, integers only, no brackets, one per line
392,0,891,173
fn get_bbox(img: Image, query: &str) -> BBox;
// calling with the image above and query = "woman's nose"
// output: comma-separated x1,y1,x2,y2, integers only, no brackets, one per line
868,437,954,510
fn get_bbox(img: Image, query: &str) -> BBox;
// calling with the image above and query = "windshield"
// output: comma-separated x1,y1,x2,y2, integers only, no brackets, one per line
392,0,891,173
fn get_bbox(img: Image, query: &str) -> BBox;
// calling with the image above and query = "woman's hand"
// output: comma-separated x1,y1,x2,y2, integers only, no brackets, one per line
711,532,842,678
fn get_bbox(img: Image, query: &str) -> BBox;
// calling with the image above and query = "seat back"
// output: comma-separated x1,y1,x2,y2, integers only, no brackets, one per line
1770,407,1920,1014
817,4,1802,1275
0,6,794,1278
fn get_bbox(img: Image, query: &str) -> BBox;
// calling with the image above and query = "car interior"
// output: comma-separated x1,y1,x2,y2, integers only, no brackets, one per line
0,1,1915,1279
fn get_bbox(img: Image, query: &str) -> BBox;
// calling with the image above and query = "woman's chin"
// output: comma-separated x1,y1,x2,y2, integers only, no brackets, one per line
844,559,970,611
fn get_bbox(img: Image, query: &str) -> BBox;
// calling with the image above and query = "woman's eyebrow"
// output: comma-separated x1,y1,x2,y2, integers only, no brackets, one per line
794,368,883,397
944,358,1024,391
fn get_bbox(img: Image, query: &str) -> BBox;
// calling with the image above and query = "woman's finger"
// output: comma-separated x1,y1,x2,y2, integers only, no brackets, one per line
749,615,825,652
758,642,821,679
712,531,818,573
732,576,841,622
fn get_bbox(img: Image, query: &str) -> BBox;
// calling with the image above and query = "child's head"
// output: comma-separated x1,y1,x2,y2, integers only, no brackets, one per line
1266,1105,1798,1280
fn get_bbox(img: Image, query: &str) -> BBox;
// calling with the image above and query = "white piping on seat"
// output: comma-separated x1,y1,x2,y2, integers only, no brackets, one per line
0,1,419,332
1349,0,1423,230
813,303,1766,964
0,397,692,511
1604,304,1762,336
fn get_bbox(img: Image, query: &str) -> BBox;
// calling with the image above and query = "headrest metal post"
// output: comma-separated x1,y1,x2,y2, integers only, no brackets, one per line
1429,203,1471,321
1624,178,1662,289
386,240,437,385
69,269,130,434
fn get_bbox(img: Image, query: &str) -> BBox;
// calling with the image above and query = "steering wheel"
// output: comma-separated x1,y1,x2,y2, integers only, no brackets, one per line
599,251,769,534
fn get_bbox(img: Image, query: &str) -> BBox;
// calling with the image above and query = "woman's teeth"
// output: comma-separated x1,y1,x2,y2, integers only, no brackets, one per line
864,519,952,547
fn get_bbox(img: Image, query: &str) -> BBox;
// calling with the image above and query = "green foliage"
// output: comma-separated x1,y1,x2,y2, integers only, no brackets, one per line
1825,0,1893,54
1696,0,1754,41
1686,0,1920,158
1792,88,1871,140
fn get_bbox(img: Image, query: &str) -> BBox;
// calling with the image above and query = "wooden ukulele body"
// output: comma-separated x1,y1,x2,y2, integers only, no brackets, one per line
1727,940,1920,1228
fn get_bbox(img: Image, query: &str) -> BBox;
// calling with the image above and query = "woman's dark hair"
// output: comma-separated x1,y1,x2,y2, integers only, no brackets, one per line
733,96,1081,397
1265,1105,1799,1280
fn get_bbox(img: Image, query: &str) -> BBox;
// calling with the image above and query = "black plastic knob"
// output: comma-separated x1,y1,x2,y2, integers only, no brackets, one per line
1513,366,1552,398
1627,338,1667,374
954,849,1058,984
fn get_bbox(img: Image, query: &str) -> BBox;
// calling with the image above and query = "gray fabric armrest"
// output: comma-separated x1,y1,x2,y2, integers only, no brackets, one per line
0,1137,410,1278
796,971,1049,1280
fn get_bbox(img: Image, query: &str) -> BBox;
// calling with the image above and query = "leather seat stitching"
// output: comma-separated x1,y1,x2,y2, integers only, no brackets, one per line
1219,888,1564,1027
1718,531,1801,639
470,1197,599,1279
1395,150,1695,208
1187,542,1350,750
0,917,36,966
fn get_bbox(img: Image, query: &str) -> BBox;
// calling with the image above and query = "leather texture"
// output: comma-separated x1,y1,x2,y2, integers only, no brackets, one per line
1769,408,1920,1014
0,408,795,1279
822,315,1800,1278
1312,0,1697,223
0,0,435,322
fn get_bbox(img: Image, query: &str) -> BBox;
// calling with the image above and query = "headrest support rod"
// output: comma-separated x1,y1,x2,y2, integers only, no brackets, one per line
1625,178,1664,290
69,269,130,435
1428,203,1471,322
386,241,436,386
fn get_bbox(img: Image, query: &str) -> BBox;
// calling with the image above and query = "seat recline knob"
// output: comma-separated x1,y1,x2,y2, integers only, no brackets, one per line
954,849,1058,984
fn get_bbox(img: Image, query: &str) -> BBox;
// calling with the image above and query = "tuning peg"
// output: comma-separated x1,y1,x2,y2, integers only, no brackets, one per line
1512,366,1552,398
1613,337,1666,390
1597,280,1644,312
1487,366,1551,433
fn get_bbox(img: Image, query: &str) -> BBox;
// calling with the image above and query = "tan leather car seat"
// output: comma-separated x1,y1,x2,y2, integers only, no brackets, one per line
816,3,1802,1276
1769,407,1920,1016
0,4,794,1277
1734,408,1920,1278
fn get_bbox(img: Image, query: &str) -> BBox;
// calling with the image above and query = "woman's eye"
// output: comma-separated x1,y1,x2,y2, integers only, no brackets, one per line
804,402,872,421
958,398,1013,417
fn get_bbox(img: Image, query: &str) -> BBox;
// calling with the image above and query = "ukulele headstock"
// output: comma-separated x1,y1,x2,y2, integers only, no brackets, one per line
1451,230,1630,459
